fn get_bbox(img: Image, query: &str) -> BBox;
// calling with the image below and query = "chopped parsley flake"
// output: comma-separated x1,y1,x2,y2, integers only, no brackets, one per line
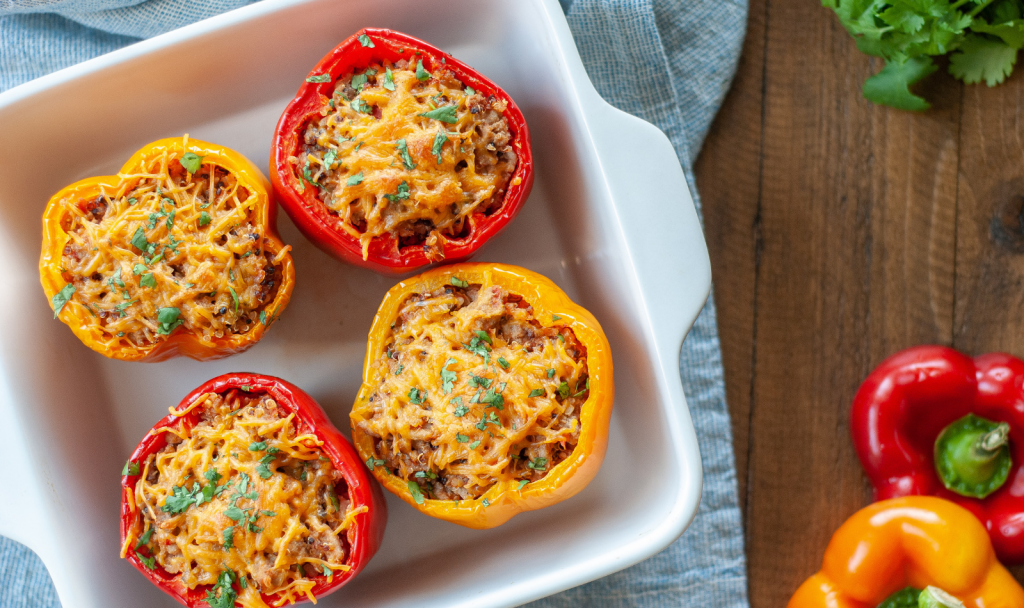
122,460,139,476
383,67,395,91
130,226,148,251
465,86,476,96
138,553,156,570
470,440,481,449
457,433,469,442
199,211,211,227
366,457,386,470
529,388,545,398
306,73,332,83
517,480,529,491
205,570,238,608
156,307,183,335
431,130,448,163
384,181,411,202
450,276,469,288
351,98,372,113
475,330,493,344
528,457,549,471
453,404,469,417
469,374,492,389
140,273,156,288
547,368,556,378
347,171,364,186
248,441,267,451
558,381,570,400
351,73,368,91
498,357,511,370
135,526,154,550
358,33,375,47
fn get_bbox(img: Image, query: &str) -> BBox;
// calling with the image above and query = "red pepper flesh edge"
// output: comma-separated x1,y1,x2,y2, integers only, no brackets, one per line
120,373,388,607
270,27,534,274
850,345,1024,564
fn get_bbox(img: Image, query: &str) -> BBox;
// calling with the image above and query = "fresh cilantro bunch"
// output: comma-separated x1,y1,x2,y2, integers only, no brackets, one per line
824,0,1024,110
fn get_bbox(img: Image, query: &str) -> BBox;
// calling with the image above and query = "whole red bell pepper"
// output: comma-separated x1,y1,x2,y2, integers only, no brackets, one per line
851,345,1024,563
120,373,387,607
271,27,534,274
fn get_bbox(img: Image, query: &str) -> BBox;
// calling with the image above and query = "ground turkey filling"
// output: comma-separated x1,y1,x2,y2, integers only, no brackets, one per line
357,283,589,501
295,58,518,261
60,158,283,347
132,392,354,603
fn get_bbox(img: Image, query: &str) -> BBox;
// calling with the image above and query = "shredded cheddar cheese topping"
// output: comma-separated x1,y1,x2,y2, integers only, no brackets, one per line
296,60,518,260
353,281,589,501
129,391,361,608
58,138,287,348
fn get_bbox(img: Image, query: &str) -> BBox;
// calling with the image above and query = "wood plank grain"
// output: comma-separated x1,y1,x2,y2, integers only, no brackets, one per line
740,0,961,605
693,0,766,514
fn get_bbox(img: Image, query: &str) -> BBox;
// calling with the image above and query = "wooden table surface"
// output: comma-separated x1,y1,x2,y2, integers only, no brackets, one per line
694,0,1024,603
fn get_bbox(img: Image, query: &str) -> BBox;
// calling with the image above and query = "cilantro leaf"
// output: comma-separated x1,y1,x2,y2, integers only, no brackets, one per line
517,480,529,490
457,433,469,442
862,56,937,111
351,98,373,113
199,211,211,227
498,357,511,369
224,505,244,521
396,138,416,170
256,454,276,479
949,34,1017,85
528,457,549,471
306,73,331,83
475,330,492,345
420,105,458,124
347,171,364,186
383,67,396,91
156,307,183,335
529,388,545,398
205,571,238,608
138,553,156,570
408,387,426,404
384,181,410,202
322,148,337,171
229,286,240,313
453,404,469,417
51,284,75,318
469,374,492,389
358,33,375,48
972,17,1024,49
222,526,235,549
469,439,481,449
451,276,469,288
431,130,448,164
440,358,457,394
122,460,139,476
163,483,200,514
557,381,570,400
415,59,431,81
179,152,204,174
131,226,148,251
135,526,154,550
249,441,267,451
140,273,156,288
408,480,426,504
351,73,368,91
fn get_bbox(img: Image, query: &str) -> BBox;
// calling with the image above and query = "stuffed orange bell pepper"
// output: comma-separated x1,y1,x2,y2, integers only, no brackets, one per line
40,135,294,362
787,496,1024,608
350,263,613,528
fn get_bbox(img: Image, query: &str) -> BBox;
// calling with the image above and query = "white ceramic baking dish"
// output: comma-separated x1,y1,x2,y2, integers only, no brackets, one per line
0,0,710,606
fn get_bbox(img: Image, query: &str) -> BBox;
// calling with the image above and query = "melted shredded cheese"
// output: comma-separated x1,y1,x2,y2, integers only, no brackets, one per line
353,283,588,500
128,392,361,608
58,137,286,348
297,61,517,260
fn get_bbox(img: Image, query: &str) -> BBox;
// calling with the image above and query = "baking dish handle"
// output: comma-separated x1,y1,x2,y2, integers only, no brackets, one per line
585,101,712,376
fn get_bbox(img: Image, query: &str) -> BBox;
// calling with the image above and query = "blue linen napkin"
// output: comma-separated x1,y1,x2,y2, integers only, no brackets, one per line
0,1,750,606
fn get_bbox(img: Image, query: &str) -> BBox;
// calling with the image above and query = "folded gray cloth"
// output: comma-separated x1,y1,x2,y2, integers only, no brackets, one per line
0,0,750,605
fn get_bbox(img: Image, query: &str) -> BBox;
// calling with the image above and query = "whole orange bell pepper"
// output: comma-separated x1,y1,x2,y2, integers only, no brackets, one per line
40,136,294,361
350,263,614,528
787,496,1024,608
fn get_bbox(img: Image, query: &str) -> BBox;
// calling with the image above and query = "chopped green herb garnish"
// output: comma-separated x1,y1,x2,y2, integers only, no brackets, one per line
322,148,337,171
517,480,529,491
453,404,469,417
347,171,364,186
450,276,469,288
465,86,476,96
469,374,492,389
480,389,504,410
199,211,211,227
122,460,140,476
131,226,148,251
156,307,183,335
306,73,332,83
440,358,457,394
396,138,416,170
457,433,469,442
482,498,490,507
547,368,555,378
222,526,235,549
383,67,395,91
249,441,267,451
558,381,570,400
351,98,372,113
351,73,368,91
408,387,426,404
470,440,481,449
408,480,426,504
358,33,374,47
498,357,510,370
384,181,410,202
552,314,561,321
528,457,549,471
415,59,431,81
135,526,154,550
224,505,244,521
430,130,448,164
229,286,239,313
366,457,386,470
205,570,238,608
179,152,204,174
420,105,458,124
256,454,275,479
529,388,545,398
140,273,156,288
395,364,404,375
133,263,147,275
138,553,156,570
204,468,222,483
474,330,492,344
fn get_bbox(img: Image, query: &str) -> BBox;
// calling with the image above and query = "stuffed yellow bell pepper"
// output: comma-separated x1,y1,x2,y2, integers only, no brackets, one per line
788,496,1024,608
350,263,614,528
40,136,294,362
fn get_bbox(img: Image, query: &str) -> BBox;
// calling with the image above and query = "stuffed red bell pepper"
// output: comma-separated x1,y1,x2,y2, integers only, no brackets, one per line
120,373,386,607
271,27,533,273
851,345,1024,563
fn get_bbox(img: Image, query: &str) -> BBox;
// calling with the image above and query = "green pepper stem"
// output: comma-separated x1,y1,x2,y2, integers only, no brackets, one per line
974,422,1011,459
